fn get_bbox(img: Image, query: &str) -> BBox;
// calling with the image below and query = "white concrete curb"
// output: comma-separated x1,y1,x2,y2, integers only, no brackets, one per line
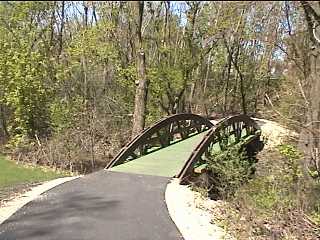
165,178,231,240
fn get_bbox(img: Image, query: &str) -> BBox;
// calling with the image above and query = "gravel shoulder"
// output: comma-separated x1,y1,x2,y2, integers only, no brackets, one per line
253,118,298,148
165,179,233,240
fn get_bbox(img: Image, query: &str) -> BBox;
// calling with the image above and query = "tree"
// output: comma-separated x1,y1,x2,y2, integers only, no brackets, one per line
298,1,320,177
0,1,289,173
132,1,148,138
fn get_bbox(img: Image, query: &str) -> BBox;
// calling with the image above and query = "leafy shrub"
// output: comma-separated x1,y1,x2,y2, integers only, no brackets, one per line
278,144,302,179
219,146,320,239
306,181,320,227
206,144,256,199
238,175,296,218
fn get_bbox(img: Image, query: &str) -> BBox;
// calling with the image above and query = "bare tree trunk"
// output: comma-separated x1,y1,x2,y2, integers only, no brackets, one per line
132,1,149,138
230,73,239,113
223,48,232,113
299,1,320,176
58,1,65,57
299,53,320,176
92,3,98,24
188,82,195,113
83,1,88,27
202,52,211,116
226,39,247,115
0,104,9,140
237,65,247,115
49,1,56,48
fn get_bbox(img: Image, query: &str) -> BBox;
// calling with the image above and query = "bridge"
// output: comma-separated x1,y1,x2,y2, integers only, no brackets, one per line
107,113,263,183
0,113,263,240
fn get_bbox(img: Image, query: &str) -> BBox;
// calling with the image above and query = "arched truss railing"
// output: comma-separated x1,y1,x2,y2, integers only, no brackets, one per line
177,114,264,184
106,113,214,169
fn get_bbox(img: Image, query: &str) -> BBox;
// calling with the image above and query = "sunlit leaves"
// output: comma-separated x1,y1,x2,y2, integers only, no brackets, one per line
0,2,54,137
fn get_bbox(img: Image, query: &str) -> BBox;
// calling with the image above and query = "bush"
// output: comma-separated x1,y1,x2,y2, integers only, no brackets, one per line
277,144,303,183
214,146,320,239
9,114,131,174
206,144,256,199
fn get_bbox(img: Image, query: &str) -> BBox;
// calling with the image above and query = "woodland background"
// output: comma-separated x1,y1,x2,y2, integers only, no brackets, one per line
0,1,319,176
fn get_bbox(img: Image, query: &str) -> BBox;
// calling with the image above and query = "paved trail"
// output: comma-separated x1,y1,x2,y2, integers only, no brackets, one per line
0,131,210,240
0,115,263,240
0,171,183,240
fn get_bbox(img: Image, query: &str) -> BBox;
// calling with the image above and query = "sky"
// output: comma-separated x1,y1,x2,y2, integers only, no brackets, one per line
65,1,190,27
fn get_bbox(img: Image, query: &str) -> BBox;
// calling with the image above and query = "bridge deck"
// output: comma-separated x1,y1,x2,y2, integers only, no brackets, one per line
109,128,253,177
109,131,208,177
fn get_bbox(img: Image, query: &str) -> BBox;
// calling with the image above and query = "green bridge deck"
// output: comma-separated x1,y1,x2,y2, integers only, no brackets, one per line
109,128,254,177
110,131,208,177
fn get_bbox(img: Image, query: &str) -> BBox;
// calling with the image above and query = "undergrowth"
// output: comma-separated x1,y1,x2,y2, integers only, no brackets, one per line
206,144,256,200
196,143,320,239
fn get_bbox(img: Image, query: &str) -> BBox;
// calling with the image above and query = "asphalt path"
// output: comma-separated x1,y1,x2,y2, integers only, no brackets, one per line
0,170,183,240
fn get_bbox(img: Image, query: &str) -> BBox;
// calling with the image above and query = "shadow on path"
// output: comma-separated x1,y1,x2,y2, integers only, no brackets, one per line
0,171,182,240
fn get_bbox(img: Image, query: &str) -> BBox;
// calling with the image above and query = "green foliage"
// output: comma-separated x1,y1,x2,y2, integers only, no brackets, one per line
115,64,136,111
249,181,279,211
277,144,303,183
0,1,286,142
67,22,117,67
147,66,186,121
0,2,55,137
0,1,291,180
216,147,320,239
239,145,303,217
49,97,85,133
206,144,255,199
309,200,320,225
239,175,296,217
305,181,320,226
149,66,185,98
5,133,28,149
277,144,302,160
4,49,53,136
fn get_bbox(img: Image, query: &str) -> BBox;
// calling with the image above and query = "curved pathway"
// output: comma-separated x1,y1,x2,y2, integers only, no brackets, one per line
0,170,182,240
0,131,210,240
0,115,263,240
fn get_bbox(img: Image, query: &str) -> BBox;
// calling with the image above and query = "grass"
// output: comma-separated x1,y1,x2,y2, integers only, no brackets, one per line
0,155,69,199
